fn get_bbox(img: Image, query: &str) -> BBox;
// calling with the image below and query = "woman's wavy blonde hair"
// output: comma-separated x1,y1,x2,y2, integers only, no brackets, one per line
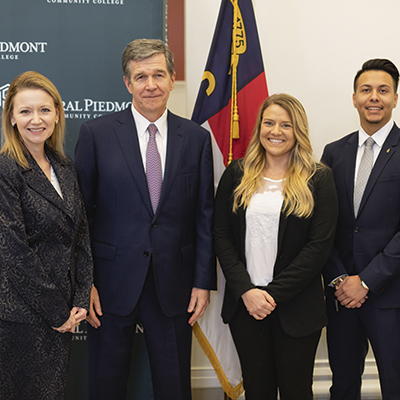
233,93,320,218
1,71,66,168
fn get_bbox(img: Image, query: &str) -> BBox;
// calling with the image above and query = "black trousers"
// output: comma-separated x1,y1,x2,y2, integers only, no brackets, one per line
326,293,400,400
229,300,321,400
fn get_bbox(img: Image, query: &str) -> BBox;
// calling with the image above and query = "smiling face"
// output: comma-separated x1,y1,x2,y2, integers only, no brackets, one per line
353,70,398,135
259,104,296,162
10,89,59,154
123,53,176,122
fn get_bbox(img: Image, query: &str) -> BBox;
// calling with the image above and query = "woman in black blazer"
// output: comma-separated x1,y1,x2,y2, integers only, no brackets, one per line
214,94,338,400
0,71,93,399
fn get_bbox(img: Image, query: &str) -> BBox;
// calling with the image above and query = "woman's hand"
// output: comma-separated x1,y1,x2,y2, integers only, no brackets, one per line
53,307,87,333
242,288,276,320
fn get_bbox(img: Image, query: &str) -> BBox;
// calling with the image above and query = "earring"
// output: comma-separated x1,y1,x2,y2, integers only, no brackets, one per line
55,120,58,125
12,122,15,127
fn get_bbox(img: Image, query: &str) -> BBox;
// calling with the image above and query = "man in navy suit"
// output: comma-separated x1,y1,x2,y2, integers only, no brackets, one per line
75,39,216,400
322,59,400,400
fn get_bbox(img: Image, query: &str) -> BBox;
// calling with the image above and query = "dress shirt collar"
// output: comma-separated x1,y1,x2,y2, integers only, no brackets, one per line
358,119,394,148
130,104,168,139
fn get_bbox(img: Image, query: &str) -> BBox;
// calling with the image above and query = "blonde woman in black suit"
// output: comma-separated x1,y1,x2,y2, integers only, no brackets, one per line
214,94,338,400
0,71,93,399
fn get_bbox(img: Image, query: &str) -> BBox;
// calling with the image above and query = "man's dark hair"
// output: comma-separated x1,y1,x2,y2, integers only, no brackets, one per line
353,59,399,93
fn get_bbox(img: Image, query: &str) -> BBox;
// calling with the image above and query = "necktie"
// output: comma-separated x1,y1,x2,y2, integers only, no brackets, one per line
146,124,162,213
354,137,375,216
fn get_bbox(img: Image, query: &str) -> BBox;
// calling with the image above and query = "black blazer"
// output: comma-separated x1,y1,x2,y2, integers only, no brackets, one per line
0,148,93,328
214,159,338,337
322,123,400,308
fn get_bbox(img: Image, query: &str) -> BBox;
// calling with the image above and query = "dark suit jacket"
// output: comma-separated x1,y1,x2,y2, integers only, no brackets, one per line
74,108,216,318
214,159,338,337
322,123,400,308
0,148,93,328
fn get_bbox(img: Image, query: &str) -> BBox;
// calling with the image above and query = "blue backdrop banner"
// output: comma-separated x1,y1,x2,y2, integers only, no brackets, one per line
1,0,165,157
1,1,165,398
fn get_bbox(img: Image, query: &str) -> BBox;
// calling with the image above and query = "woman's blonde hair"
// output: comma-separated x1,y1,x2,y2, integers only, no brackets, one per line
1,71,66,168
233,93,319,218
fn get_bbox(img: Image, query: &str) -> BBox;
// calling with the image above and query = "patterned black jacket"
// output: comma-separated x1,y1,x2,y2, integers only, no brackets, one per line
0,148,93,328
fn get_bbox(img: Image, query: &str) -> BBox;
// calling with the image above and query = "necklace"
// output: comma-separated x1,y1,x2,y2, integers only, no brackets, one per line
264,167,286,180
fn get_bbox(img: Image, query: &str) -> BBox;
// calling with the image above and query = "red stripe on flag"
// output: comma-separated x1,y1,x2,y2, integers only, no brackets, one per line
209,73,268,166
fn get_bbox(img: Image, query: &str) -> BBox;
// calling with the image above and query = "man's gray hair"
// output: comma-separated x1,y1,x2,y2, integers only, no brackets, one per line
122,39,175,79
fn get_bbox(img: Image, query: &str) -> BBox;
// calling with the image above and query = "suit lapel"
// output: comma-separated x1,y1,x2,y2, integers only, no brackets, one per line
113,108,153,217
21,151,74,221
47,152,77,221
357,124,400,216
343,133,358,219
277,212,288,254
154,112,184,219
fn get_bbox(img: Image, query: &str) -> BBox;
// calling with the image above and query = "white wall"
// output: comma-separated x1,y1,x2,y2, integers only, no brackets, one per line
185,0,400,160
168,0,400,396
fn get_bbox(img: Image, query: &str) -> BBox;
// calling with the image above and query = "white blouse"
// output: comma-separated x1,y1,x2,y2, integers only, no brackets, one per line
50,165,63,199
245,177,284,286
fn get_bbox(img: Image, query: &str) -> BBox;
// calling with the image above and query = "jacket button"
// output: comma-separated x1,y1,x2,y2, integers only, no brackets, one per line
151,223,157,228
63,238,72,248
143,251,149,258
354,227,359,233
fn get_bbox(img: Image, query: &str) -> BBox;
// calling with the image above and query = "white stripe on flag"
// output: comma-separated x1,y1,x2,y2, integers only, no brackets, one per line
193,121,244,399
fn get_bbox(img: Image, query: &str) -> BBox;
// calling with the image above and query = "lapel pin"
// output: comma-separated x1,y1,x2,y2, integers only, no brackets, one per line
387,148,390,153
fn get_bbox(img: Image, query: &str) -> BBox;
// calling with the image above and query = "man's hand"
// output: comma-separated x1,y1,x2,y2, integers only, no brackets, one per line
335,275,369,309
187,288,210,327
241,288,276,320
86,286,103,328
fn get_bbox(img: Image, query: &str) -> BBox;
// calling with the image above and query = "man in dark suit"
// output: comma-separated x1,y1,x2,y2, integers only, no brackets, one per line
322,59,400,400
75,39,216,400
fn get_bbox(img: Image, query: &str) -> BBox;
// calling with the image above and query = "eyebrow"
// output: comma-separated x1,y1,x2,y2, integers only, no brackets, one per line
263,118,292,123
15,104,53,109
360,84,391,88
133,69,167,78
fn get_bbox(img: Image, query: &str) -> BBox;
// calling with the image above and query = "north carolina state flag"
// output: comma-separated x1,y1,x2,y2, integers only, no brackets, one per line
192,0,268,169
191,1,268,398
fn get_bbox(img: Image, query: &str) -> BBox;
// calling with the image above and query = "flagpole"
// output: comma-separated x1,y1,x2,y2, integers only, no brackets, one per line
228,0,239,165
191,0,269,397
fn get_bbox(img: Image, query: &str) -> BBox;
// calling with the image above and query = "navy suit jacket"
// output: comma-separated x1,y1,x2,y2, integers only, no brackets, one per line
75,108,216,318
322,123,400,308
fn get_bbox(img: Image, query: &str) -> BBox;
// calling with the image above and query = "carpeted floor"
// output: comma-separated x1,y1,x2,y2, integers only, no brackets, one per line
192,388,225,400
192,388,381,400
